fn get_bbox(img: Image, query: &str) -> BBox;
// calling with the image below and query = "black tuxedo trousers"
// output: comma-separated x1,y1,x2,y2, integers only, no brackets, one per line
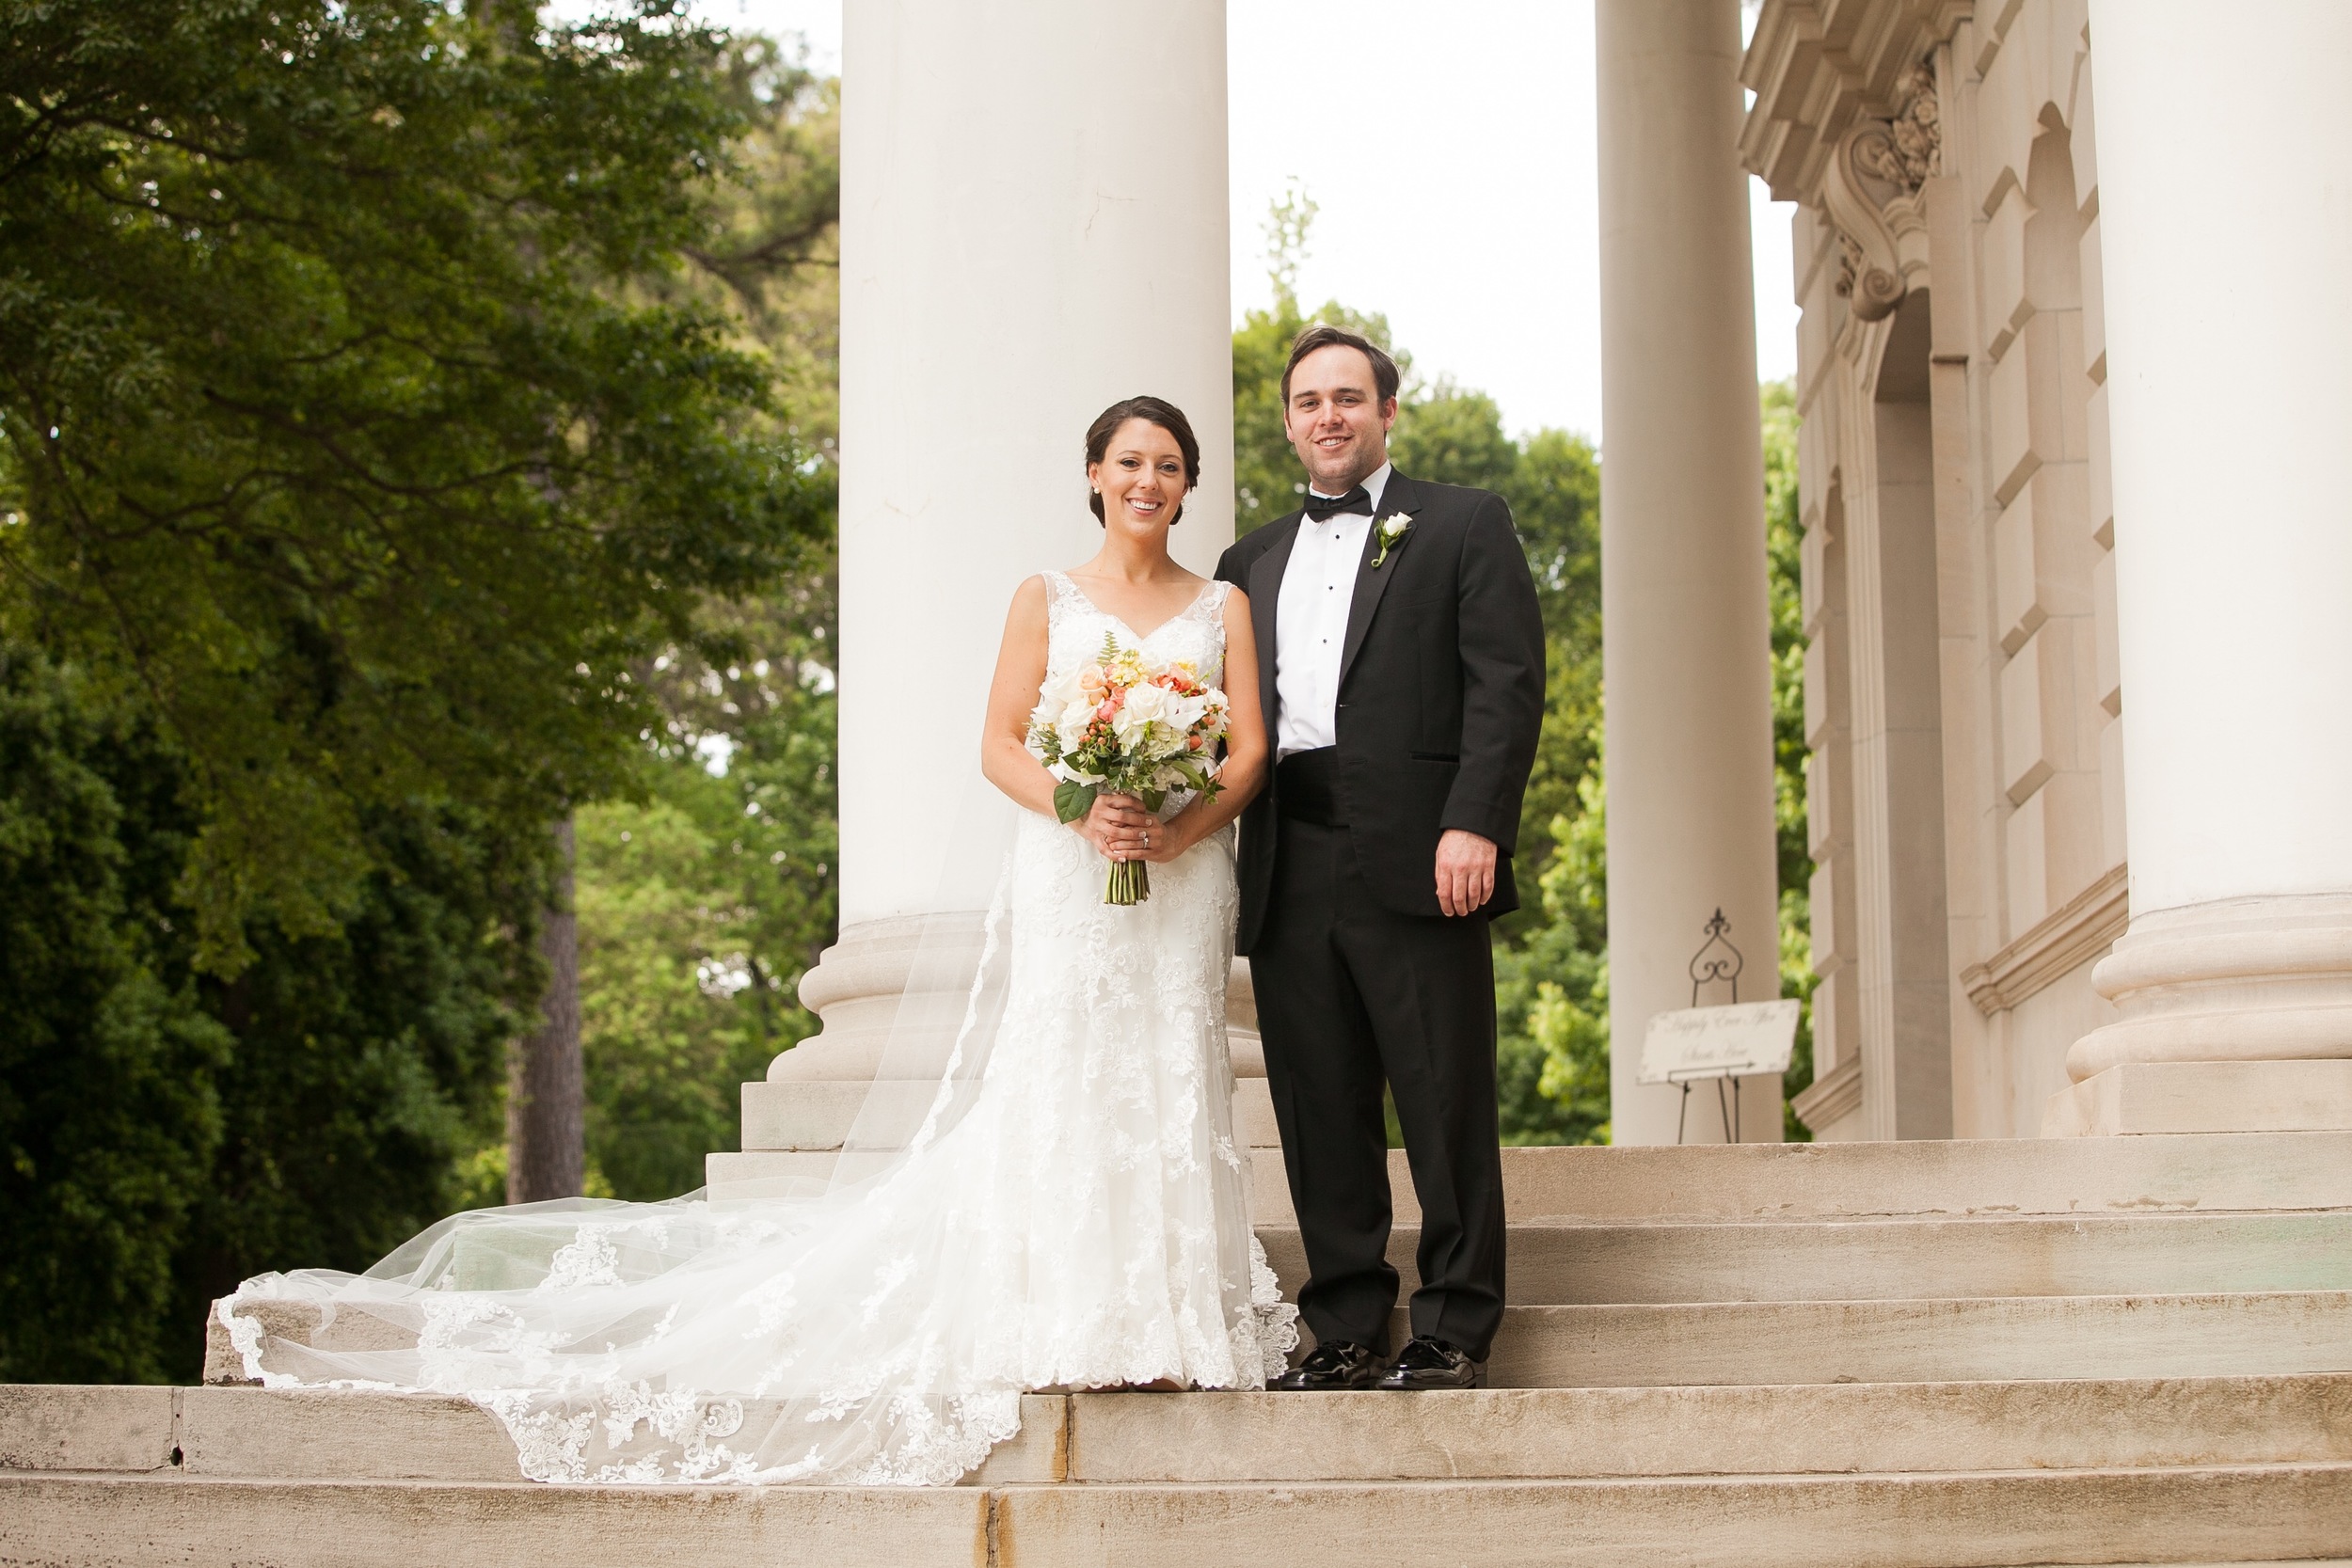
1254,816,1508,1361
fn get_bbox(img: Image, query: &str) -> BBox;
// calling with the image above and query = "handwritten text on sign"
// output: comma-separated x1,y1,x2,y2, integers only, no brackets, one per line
1638,1001,1802,1085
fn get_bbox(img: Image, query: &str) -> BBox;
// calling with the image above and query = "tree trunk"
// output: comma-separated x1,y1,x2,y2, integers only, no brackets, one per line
507,816,584,1202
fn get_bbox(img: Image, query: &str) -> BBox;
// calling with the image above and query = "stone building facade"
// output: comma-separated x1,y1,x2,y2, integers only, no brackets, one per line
1749,0,2137,1139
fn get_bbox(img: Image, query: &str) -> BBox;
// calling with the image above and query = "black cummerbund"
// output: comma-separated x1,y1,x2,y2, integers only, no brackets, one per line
1276,747,1342,826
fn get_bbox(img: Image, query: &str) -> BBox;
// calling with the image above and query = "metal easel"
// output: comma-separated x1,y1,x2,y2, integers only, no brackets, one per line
1672,909,1745,1146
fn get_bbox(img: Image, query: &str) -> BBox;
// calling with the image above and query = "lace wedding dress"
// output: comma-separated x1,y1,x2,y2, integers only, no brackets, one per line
218,571,1295,1485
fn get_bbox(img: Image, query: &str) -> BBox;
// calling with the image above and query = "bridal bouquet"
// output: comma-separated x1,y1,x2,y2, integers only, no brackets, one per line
1028,632,1229,905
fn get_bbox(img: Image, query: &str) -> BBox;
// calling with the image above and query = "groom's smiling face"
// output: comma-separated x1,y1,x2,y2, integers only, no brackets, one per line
1284,344,1397,496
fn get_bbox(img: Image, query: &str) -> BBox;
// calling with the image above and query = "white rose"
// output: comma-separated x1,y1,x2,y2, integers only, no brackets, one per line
1056,695,1099,753
1123,683,1169,724
1038,667,1085,711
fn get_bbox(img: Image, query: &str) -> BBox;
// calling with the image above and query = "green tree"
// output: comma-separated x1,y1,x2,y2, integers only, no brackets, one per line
664,34,841,460
0,644,229,1383
0,3,834,1379
1390,383,1519,491
559,37,846,1201
0,631,536,1384
1761,379,1816,1135
0,0,828,969
167,798,541,1360
572,602,838,1200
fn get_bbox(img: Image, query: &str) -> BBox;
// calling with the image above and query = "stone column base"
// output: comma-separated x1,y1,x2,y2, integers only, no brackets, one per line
2044,1060,2352,1137
2067,894,2352,1083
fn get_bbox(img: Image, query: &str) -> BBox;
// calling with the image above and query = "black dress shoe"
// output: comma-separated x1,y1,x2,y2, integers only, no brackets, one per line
1375,1336,1486,1390
1266,1339,1384,1391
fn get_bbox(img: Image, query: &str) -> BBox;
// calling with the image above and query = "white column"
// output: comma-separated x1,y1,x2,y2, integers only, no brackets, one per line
723,0,1234,1184
2055,3,2352,1134
1596,0,1784,1145
839,0,1233,929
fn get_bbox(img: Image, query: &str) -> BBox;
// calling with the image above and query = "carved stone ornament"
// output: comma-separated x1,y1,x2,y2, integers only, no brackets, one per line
1824,61,1941,322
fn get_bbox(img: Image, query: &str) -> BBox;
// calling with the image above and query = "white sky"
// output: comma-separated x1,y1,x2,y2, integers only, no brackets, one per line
660,0,1799,445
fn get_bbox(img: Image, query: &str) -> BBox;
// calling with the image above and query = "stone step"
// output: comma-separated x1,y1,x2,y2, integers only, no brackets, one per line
27,1375,2350,1489
1454,1291,2352,1388
738,1079,936,1151
8,1465,2351,1567
712,1132,2352,1224
1062,1375,2352,1482
1257,1210,2352,1306
201,1287,2352,1397
1337,1132,2352,1225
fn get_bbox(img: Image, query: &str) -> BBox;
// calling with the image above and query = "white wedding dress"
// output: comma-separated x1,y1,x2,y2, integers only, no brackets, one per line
218,572,1295,1485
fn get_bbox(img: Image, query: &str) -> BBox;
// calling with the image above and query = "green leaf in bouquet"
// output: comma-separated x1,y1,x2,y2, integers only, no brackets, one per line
1054,780,1099,824
1141,787,1168,813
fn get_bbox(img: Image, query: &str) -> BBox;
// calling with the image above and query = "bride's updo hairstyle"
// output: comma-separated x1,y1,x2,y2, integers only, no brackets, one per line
1085,395,1201,526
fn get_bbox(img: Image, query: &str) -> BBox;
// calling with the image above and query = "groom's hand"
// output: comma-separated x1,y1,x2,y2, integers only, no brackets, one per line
1434,830,1497,917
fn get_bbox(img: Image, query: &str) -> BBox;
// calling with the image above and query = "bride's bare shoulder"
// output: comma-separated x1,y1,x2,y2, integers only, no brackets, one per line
999,574,1053,635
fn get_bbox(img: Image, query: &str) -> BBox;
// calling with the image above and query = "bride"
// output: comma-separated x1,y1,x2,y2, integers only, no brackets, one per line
217,394,1295,1485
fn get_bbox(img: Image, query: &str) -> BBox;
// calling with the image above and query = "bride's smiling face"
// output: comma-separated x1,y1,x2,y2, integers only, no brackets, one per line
1089,419,1189,536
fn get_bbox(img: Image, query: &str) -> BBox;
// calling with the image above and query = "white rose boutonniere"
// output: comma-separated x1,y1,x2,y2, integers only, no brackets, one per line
1371,512,1414,569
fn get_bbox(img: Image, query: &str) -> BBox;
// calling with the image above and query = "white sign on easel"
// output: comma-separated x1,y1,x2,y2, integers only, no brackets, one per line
1638,1001,1801,1085
1639,1000,1801,1144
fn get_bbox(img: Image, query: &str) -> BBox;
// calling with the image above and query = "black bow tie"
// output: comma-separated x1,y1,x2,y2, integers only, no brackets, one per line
1303,485,1370,523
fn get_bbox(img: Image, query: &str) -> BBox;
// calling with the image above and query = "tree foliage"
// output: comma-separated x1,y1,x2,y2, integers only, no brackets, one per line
0,0,828,969
0,633,536,1383
562,40,844,1203
670,39,839,461
0,2,834,1380
0,645,227,1382
568,580,840,1203
1762,379,1816,1133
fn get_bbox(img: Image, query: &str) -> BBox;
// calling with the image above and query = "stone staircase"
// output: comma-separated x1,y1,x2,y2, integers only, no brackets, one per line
8,1132,2352,1564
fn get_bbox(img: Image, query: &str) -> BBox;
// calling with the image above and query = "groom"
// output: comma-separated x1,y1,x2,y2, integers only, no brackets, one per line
1216,325,1545,1390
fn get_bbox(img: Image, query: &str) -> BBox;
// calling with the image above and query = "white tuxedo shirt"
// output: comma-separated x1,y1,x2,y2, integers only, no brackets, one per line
1274,463,1391,758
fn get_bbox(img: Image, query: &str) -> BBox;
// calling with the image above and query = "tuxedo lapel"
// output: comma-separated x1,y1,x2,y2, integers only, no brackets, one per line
1248,515,1302,729
1339,471,1423,687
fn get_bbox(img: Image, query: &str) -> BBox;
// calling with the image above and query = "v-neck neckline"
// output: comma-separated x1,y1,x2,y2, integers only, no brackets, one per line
1058,574,1214,644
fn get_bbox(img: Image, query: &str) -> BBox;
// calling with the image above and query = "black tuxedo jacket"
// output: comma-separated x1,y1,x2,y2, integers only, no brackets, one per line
1215,470,1546,954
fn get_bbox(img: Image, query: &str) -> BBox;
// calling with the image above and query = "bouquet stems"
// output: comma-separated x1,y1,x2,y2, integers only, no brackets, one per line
1105,858,1151,906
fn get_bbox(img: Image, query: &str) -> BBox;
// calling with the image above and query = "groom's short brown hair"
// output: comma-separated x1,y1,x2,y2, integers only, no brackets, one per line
1281,325,1401,410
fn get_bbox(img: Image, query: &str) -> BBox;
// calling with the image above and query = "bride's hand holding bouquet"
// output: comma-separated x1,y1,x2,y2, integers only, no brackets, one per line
1028,632,1230,905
